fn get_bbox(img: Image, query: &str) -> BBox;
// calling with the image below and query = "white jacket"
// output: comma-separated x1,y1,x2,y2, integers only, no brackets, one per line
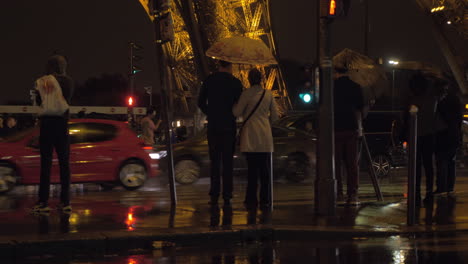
233,85,279,153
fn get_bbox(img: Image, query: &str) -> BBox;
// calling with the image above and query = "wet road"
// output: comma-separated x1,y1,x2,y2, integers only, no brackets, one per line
2,170,468,263
14,233,468,263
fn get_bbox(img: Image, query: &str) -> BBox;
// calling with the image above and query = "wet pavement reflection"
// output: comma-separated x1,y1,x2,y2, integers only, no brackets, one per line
0,176,468,237
14,234,468,263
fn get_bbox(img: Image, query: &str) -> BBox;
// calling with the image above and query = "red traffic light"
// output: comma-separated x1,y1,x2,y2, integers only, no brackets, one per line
329,0,336,16
127,96,134,106
321,0,349,18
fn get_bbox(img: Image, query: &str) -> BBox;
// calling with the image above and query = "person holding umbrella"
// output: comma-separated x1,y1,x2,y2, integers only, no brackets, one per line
198,60,243,206
202,35,278,207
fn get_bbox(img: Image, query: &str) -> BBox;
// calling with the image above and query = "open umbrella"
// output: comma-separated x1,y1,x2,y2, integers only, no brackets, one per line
333,48,388,99
206,36,277,65
394,61,444,79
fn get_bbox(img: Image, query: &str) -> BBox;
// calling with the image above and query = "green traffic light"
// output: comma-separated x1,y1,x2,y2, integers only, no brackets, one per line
299,93,312,103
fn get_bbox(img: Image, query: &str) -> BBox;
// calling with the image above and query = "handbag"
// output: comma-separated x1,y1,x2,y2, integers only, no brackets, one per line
35,75,69,116
238,89,266,138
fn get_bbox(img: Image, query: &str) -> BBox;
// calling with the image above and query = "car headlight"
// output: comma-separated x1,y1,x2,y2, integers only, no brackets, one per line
149,150,167,160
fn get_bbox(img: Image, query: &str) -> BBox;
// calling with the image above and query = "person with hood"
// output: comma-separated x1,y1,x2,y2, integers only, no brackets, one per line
32,55,74,213
405,72,438,206
434,79,462,195
333,66,365,206
233,68,279,210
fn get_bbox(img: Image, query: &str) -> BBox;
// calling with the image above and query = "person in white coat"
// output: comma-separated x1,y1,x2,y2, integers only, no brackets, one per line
233,68,279,209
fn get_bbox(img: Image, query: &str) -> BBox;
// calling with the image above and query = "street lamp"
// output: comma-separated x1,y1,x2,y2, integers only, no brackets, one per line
388,60,400,111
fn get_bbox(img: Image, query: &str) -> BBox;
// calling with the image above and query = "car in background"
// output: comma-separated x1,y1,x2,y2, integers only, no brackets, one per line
275,111,407,177
0,119,159,193
156,125,316,184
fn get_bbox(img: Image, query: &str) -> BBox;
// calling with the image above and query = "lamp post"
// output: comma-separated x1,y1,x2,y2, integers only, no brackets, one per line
388,60,399,111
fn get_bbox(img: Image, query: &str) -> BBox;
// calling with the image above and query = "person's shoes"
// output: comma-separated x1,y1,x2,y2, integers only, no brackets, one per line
337,193,345,202
415,196,422,208
57,202,72,213
243,200,257,210
448,191,456,198
208,197,218,205
259,203,271,211
32,202,50,213
347,196,360,206
433,190,443,196
423,193,434,205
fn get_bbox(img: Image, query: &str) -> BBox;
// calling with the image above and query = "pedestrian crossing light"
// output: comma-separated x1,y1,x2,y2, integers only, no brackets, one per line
299,92,313,103
127,96,135,106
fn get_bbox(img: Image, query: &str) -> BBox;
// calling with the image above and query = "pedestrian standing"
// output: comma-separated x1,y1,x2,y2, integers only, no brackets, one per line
198,60,243,206
434,79,462,196
0,116,5,139
140,108,161,146
32,55,74,213
333,67,365,206
3,116,19,137
233,68,279,210
406,72,438,206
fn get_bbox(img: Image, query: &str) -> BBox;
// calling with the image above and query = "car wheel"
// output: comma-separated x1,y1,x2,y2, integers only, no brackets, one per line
174,159,200,184
285,153,309,183
372,154,391,178
119,160,147,190
0,164,17,194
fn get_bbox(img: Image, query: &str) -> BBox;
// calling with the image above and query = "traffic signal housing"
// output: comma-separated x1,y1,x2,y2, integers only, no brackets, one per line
129,42,143,75
321,0,350,18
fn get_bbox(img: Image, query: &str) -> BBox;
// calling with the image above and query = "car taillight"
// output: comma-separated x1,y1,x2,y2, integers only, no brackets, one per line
142,146,153,150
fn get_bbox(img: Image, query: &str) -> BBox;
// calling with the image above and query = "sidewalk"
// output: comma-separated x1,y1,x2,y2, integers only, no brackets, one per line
1,173,467,258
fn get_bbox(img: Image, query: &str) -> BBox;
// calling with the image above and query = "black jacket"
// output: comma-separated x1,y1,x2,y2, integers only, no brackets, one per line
198,72,243,131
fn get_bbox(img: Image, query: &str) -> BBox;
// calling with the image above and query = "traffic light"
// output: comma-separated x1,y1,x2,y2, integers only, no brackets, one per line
127,96,135,106
299,92,313,104
129,42,143,75
321,0,350,18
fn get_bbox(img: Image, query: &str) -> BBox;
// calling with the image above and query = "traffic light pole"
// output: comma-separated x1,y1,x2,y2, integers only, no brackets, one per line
314,1,336,216
153,6,177,207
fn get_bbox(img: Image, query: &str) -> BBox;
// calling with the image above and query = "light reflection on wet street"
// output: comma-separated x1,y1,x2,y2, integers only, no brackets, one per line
15,234,468,264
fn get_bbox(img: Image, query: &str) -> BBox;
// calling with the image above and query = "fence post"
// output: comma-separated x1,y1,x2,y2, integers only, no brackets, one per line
407,105,418,226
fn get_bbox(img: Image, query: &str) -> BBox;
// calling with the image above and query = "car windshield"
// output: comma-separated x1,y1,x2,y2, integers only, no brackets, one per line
0,127,35,143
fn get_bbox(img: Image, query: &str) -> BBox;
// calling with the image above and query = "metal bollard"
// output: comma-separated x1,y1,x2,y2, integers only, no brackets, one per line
407,105,418,226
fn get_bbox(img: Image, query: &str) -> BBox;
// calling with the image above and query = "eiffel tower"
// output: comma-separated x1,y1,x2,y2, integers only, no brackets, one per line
163,0,292,115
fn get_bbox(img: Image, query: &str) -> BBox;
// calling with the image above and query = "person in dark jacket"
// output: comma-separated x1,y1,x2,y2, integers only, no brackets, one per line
333,67,365,206
198,60,243,206
32,55,74,213
405,72,438,206
434,79,462,195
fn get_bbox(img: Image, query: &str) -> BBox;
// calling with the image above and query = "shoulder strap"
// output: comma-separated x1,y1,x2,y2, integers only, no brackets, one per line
243,89,266,125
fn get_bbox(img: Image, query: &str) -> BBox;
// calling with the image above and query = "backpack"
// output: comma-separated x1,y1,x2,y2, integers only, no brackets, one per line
35,75,69,116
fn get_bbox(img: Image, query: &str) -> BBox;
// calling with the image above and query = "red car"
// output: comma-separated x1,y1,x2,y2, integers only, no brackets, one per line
0,119,159,193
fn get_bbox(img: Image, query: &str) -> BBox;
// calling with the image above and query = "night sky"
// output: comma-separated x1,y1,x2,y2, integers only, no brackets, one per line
0,0,450,105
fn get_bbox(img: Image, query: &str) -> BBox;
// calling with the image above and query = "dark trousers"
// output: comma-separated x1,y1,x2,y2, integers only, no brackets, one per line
38,116,70,204
207,128,236,200
244,152,271,205
435,147,457,193
416,135,434,198
335,130,359,197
